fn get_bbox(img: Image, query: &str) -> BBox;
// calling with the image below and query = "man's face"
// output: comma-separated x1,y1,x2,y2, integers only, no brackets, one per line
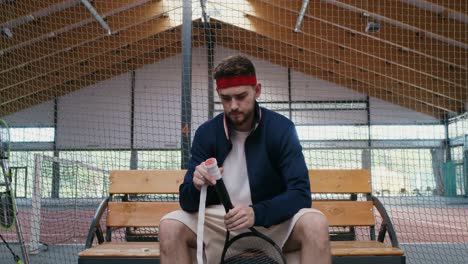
218,84,261,131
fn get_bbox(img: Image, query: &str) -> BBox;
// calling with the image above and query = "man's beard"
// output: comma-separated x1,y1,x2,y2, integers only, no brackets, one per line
228,108,254,128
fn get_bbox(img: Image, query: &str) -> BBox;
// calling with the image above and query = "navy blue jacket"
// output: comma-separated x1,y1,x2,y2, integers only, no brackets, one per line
179,103,311,227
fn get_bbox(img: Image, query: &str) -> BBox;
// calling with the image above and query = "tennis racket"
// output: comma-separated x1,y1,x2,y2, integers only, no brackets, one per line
0,119,29,264
0,119,14,229
206,158,286,264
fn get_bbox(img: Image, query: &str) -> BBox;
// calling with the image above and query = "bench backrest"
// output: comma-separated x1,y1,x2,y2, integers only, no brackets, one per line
107,170,185,227
309,169,374,227
106,169,375,228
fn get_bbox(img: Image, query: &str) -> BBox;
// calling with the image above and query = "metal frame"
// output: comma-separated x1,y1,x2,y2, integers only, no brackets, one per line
180,0,192,169
84,196,109,248
293,0,310,32
372,196,400,247
80,0,112,35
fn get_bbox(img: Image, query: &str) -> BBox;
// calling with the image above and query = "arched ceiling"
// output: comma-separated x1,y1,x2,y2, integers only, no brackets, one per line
0,0,466,119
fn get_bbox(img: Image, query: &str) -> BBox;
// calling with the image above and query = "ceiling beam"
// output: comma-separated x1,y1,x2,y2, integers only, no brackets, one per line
1,38,205,117
209,12,464,108
215,23,459,114
0,29,195,106
0,0,152,51
335,0,467,46
410,0,467,16
0,17,176,90
218,35,444,119
0,0,180,73
0,43,186,117
0,0,66,24
247,0,467,88
255,0,467,70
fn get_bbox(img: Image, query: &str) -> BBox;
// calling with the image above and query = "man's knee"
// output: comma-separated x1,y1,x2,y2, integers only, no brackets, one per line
297,213,329,243
159,219,194,245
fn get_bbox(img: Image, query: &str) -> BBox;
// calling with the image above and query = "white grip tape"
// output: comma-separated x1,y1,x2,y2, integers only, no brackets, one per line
196,185,207,264
205,158,222,180
197,158,221,264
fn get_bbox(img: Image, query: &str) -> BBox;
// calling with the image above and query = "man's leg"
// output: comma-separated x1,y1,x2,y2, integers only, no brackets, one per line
283,212,331,264
159,219,197,264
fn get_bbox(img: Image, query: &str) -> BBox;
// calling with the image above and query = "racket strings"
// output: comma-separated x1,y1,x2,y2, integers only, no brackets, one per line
222,234,284,264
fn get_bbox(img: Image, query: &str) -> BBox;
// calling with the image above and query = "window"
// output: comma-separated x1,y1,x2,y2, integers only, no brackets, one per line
296,125,368,140
138,150,181,169
371,125,444,140
10,127,55,142
371,149,435,195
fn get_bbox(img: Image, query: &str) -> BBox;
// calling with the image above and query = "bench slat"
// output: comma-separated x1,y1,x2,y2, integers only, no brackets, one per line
106,200,374,228
331,241,405,256
312,201,375,226
109,170,186,194
107,202,180,227
309,169,371,193
78,241,404,258
109,169,372,194
79,242,160,257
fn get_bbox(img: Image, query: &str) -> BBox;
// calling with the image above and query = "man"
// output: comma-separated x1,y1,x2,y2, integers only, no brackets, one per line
159,55,330,263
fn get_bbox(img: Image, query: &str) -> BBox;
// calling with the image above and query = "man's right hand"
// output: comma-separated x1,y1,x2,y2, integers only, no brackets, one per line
192,163,220,191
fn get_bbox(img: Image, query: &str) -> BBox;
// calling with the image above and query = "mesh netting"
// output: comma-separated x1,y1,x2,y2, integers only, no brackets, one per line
0,0,467,263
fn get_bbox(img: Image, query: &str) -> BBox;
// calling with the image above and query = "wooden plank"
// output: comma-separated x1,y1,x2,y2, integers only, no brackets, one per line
243,0,467,88
218,36,445,119
312,201,375,227
216,32,450,118
109,170,186,194
78,242,160,257
216,28,459,114
0,0,148,51
257,0,467,69
0,5,93,51
337,0,467,45
424,0,468,15
211,5,465,106
331,241,405,256
0,19,180,90
0,40,205,116
0,0,65,24
79,239,405,258
309,169,371,194
107,202,180,227
0,0,177,73
0,24,184,105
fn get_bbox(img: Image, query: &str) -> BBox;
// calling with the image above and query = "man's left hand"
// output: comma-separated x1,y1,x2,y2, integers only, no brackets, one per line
224,205,255,231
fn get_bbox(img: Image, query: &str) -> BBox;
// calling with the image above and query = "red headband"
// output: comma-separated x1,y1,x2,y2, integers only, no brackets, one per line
216,75,257,90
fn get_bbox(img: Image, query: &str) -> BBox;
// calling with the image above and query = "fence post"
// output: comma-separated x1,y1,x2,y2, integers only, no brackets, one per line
30,154,42,254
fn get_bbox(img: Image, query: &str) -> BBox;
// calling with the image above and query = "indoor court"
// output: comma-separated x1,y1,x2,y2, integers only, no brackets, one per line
0,1,467,264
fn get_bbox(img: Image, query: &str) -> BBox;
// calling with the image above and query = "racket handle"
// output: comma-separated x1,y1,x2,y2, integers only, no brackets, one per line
204,158,233,212
214,178,234,212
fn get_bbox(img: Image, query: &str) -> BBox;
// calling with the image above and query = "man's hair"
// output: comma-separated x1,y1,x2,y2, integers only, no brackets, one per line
214,55,256,79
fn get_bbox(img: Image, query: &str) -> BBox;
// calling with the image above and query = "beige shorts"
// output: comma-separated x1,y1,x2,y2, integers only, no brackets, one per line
161,205,323,264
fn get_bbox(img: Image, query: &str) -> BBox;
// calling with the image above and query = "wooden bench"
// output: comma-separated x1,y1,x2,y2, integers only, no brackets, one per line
78,169,405,264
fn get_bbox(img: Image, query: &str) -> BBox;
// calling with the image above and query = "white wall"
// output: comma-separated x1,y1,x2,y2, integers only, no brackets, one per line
4,100,54,127
370,97,438,124
134,54,182,149
57,73,132,149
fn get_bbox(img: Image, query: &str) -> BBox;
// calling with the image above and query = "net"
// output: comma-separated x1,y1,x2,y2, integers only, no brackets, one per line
1,154,108,263
0,0,467,263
